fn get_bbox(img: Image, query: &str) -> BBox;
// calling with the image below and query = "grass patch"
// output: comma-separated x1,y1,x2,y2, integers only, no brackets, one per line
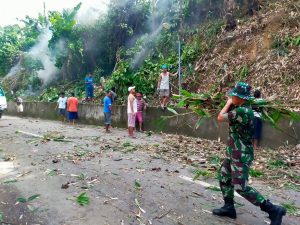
249,168,264,178
203,20,224,49
206,186,221,192
271,35,290,56
271,35,300,56
284,182,300,192
209,155,221,166
267,159,287,169
289,173,300,182
281,201,300,216
193,169,213,180
234,65,250,81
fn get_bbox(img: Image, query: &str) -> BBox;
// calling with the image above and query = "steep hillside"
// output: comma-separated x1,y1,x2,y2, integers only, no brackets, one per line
188,0,300,102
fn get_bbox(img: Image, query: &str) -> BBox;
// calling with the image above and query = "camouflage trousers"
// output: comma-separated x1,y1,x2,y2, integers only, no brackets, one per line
218,156,265,206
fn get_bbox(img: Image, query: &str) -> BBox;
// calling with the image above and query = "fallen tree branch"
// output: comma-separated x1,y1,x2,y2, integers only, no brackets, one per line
16,130,72,142
154,209,172,219
16,130,43,138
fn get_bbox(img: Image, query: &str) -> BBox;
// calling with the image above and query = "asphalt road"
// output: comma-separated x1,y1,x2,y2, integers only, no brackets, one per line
0,116,299,225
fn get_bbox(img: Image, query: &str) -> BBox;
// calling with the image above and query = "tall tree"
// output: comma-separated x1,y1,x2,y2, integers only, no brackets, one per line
48,3,83,80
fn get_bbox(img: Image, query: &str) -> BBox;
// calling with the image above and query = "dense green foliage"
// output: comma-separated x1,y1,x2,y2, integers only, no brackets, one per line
0,0,267,101
48,3,84,80
0,0,228,100
0,16,42,76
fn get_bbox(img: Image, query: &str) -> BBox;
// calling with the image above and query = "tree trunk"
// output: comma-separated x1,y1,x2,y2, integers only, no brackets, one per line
224,0,237,31
246,0,260,16
62,62,67,81
225,13,237,31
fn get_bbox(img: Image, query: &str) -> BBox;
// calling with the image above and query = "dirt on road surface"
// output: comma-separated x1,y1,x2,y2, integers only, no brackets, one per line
0,116,299,225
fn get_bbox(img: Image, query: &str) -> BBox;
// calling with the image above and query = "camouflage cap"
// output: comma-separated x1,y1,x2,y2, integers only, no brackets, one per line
228,82,254,100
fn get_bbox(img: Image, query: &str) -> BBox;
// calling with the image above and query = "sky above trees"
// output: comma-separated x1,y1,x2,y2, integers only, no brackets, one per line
0,0,109,26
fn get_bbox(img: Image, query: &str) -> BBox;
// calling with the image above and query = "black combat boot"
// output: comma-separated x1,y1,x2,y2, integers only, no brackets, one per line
260,200,286,225
212,197,237,219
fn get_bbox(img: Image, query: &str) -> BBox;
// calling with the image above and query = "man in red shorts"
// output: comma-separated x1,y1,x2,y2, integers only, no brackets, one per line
67,92,79,125
135,92,147,132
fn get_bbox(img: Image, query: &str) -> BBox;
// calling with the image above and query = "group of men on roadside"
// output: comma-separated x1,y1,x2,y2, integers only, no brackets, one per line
104,86,147,137
105,64,174,137
55,92,78,125
79,64,172,136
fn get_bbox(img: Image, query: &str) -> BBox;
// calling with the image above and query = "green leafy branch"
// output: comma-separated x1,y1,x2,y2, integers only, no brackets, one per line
166,90,300,132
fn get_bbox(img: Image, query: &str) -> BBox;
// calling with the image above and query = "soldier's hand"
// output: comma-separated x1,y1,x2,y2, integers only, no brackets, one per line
226,98,232,106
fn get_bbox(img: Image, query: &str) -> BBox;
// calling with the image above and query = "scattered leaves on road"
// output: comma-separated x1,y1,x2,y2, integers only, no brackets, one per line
134,180,142,190
16,194,40,204
76,192,90,206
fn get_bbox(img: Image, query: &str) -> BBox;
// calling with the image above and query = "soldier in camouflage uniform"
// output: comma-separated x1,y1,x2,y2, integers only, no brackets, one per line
213,82,286,225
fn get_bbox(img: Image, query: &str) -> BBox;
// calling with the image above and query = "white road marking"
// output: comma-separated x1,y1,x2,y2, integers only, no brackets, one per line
179,175,242,198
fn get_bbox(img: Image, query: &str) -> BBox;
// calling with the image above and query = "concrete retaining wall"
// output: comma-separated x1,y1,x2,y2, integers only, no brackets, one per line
6,102,300,148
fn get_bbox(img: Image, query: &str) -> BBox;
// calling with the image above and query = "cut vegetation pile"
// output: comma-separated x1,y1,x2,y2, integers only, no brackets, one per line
157,134,300,191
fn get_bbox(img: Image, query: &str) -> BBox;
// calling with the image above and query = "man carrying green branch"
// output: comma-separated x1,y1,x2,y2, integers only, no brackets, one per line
213,82,286,225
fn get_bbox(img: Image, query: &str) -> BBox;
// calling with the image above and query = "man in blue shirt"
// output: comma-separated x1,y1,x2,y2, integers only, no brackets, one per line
103,90,112,132
85,73,94,101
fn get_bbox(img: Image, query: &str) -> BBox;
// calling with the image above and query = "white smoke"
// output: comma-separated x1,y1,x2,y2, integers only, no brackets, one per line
76,7,104,26
7,60,22,77
29,27,59,84
5,27,60,84
6,0,109,81
131,0,173,68
131,25,163,68
75,0,108,26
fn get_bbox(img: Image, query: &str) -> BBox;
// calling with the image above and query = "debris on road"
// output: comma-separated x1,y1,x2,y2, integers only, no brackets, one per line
61,182,70,189
135,198,146,214
17,130,72,143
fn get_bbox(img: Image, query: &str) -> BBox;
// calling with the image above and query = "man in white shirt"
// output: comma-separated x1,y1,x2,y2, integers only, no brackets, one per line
157,64,177,110
127,86,137,138
55,92,68,122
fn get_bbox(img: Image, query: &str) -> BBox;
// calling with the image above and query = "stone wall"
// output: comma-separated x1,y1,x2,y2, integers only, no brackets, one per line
6,102,300,148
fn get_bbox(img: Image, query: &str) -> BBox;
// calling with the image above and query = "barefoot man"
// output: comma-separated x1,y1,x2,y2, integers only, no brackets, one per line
103,90,112,133
157,64,177,110
127,86,137,137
